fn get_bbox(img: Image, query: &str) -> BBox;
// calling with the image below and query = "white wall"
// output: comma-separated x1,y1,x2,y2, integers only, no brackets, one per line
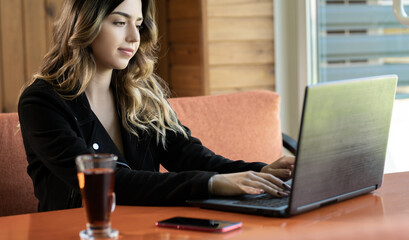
274,0,312,140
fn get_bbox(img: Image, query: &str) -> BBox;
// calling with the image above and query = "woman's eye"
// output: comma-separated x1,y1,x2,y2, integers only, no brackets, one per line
136,25,143,30
113,21,126,26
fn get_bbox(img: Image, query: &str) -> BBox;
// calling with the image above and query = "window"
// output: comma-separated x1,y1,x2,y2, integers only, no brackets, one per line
317,0,409,99
275,0,409,173
316,0,409,173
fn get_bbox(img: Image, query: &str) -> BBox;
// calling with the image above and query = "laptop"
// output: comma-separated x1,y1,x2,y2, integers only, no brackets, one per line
187,75,397,217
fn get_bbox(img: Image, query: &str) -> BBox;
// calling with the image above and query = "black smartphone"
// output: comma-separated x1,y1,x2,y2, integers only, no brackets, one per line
155,216,242,232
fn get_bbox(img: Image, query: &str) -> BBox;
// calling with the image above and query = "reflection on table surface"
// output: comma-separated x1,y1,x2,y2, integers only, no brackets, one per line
0,172,408,240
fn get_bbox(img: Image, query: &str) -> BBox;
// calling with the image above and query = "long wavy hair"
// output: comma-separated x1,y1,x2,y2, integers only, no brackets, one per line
28,0,187,146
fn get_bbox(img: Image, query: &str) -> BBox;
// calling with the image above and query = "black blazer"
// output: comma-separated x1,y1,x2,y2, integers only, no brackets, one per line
18,79,266,212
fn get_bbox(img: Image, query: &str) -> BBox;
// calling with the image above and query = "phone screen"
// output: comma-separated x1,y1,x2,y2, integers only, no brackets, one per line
155,216,242,232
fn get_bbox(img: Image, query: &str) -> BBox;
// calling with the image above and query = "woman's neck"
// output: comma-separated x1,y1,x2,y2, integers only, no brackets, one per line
85,69,113,104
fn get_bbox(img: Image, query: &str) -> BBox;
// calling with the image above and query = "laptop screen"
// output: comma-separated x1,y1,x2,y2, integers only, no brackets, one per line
289,75,397,214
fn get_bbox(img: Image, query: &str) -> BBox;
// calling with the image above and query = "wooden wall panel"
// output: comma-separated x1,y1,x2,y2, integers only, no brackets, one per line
0,1,3,111
0,0,26,112
23,0,48,82
207,0,272,5
168,20,202,44
207,0,274,17
209,64,275,89
210,85,275,96
168,0,201,19
167,0,205,96
206,0,275,94
208,41,274,65
169,43,201,66
0,0,63,112
208,18,274,41
170,66,203,96
200,0,210,95
165,0,276,96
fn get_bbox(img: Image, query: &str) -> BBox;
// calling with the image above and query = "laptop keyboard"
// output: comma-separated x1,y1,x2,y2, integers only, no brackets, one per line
234,194,289,208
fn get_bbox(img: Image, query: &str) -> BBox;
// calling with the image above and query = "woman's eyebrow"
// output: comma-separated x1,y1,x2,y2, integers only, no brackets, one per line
111,11,143,21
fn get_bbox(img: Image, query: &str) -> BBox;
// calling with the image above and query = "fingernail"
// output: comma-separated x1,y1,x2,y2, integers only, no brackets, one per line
259,189,265,194
282,182,292,190
277,191,288,197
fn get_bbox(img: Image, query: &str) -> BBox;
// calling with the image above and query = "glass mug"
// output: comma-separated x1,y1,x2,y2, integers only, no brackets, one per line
76,154,119,239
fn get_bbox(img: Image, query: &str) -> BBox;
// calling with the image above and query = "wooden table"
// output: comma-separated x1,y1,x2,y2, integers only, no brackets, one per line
1,172,408,240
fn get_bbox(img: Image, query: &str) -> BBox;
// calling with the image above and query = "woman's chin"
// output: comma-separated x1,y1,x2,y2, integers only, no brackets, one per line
114,63,130,70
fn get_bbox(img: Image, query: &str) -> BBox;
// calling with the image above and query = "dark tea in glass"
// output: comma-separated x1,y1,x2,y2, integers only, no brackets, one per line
76,154,118,239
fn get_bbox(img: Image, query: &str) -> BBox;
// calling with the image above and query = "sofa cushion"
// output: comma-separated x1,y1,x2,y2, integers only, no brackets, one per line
168,90,283,164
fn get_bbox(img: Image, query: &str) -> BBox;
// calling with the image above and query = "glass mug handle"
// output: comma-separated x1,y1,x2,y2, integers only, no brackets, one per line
393,0,409,26
110,193,116,212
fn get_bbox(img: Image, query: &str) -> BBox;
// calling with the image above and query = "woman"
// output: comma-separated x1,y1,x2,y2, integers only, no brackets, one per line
18,0,294,212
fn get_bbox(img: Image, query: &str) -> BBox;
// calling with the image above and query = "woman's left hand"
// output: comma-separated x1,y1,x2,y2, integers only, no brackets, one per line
261,156,295,181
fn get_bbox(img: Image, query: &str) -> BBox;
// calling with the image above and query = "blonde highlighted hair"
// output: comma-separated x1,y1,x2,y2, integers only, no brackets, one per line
28,0,187,146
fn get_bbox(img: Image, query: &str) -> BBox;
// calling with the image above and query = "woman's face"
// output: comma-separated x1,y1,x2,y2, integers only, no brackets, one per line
91,0,143,72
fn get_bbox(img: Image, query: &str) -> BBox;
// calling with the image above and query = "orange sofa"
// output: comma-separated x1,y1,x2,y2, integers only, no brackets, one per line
0,90,295,216
168,90,292,164
0,113,38,216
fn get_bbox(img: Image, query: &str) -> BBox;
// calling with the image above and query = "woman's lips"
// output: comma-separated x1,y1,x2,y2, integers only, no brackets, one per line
118,48,134,57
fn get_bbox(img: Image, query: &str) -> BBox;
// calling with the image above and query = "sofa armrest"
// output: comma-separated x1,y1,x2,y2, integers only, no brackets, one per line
282,133,297,156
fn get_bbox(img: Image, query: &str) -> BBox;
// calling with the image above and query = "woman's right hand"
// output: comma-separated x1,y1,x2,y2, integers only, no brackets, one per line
210,171,290,197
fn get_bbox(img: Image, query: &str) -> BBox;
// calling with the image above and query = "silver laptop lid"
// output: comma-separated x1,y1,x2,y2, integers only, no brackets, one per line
289,75,397,215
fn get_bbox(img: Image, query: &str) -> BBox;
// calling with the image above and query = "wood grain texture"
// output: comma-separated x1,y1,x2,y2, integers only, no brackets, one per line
208,17,274,41
166,0,205,96
166,0,276,96
0,0,26,112
200,0,210,95
168,0,201,20
0,1,2,111
207,0,274,17
208,41,274,65
169,43,201,66
209,64,275,90
168,19,202,44
210,86,275,96
1,173,409,239
170,65,204,96
23,0,47,82
0,0,63,112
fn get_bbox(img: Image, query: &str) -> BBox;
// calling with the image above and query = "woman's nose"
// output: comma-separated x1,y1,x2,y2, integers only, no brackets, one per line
126,24,140,43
